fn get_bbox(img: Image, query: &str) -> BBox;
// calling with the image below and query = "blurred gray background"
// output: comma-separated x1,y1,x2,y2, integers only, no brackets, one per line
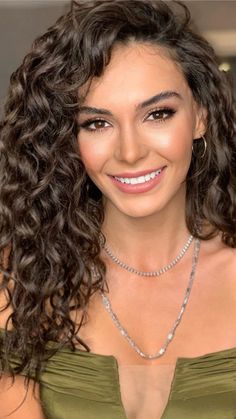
0,0,236,115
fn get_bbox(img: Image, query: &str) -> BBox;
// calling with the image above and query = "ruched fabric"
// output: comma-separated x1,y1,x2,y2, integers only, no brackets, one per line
1,328,236,418
163,347,236,418
39,348,126,419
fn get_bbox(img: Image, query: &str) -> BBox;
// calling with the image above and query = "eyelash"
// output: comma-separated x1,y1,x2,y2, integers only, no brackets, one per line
78,107,176,133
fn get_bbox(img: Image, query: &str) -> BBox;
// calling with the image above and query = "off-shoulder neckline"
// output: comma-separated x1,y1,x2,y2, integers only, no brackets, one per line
2,327,236,419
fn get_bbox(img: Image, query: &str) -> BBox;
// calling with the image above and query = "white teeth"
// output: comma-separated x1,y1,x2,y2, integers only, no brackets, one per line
115,169,162,184
138,176,145,183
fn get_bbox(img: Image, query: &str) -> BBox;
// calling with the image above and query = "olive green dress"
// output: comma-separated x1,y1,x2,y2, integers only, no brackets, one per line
1,328,236,418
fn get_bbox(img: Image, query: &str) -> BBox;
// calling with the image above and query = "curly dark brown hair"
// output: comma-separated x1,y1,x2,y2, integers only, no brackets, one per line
0,0,236,384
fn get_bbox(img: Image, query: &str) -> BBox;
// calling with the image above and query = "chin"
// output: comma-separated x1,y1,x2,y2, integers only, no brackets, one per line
115,202,165,219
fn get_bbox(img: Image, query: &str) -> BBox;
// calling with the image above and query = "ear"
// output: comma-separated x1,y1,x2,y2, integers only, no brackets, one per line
193,104,208,140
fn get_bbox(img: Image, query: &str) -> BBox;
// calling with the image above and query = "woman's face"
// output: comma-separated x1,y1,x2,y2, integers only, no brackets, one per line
77,43,205,218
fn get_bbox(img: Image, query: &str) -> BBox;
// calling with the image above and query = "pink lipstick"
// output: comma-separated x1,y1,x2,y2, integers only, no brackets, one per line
109,166,166,194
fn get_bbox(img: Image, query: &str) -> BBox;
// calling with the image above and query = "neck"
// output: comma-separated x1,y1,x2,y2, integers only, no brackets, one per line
101,198,191,272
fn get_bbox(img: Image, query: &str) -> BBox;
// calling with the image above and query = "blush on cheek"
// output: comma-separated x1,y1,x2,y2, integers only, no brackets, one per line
152,124,193,158
78,133,114,171
78,141,105,173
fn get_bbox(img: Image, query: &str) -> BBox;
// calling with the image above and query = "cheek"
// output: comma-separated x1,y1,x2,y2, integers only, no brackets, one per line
78,137,109,173
157,133,191,159
147,116,194,161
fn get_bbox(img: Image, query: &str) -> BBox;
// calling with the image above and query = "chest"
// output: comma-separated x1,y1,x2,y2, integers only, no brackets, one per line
79,262,236,364
118,363,176,419
69,246,236,418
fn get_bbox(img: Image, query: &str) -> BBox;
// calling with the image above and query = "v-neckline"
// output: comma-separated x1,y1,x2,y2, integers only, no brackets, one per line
112,356,185,419
2,328,236,418
81,345,236,419
110,356,181,419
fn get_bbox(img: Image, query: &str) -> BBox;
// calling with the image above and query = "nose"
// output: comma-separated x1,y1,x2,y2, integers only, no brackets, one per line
114,125,148,164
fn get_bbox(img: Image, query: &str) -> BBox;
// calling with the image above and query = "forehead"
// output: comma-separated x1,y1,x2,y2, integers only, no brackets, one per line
80,42,192,106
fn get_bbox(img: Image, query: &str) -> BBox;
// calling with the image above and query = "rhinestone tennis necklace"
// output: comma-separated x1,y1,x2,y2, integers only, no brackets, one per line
99,238,201,360
101,234,193,277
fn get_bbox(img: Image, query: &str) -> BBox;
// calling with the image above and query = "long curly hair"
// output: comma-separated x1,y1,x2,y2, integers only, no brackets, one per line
0,0,236,382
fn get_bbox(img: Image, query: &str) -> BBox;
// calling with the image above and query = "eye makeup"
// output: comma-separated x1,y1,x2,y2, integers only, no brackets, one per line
78,106,177,133
144,107,177,123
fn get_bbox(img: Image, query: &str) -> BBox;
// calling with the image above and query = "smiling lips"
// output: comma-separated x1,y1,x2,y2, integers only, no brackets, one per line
109,166,166,194
114,168,163,185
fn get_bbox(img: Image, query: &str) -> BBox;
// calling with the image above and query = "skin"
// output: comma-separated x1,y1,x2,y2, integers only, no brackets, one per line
77,42,206,270
75,43,236,366
1,42,236,418
74,47,236,411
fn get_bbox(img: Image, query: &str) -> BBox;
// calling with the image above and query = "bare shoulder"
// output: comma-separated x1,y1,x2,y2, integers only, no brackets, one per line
0,247,44,418
216,234,236,274
0,374,44,418
199,232,236,291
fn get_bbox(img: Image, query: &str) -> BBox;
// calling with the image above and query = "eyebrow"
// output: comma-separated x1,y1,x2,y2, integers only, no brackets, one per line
78,90,182,116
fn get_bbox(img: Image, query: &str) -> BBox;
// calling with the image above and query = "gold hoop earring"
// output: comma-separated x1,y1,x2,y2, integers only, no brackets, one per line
192,136,207,159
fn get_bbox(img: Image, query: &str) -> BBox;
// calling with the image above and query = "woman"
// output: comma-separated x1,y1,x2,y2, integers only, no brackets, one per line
0,0,235,418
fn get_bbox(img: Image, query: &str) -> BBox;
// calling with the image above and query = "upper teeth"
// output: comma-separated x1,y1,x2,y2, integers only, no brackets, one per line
115,169,162,184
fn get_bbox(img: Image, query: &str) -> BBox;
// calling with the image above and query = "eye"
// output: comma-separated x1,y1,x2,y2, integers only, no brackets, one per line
145,108,176,122
79,119,111,132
